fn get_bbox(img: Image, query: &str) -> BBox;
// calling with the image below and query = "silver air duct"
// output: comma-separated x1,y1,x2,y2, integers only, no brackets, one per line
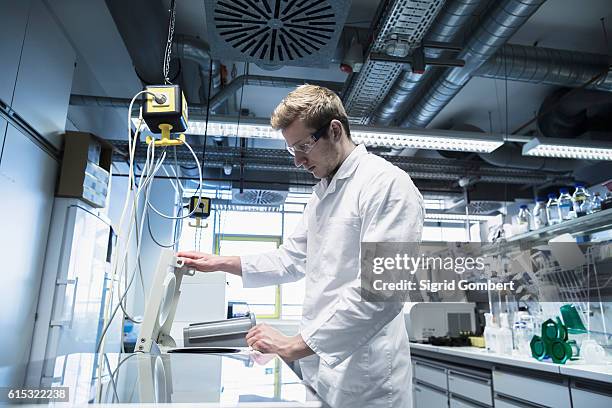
475,44,612,91
175,36,222,103
400,0,547,128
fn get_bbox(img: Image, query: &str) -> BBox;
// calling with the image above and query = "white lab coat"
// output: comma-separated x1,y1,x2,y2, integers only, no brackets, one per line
241,144,425,408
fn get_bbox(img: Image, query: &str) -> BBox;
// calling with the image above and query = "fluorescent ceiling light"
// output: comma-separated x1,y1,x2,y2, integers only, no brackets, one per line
522,137,612,161
425,212,499,222
350,129,504,153
189,119,282,140
134,116,505,153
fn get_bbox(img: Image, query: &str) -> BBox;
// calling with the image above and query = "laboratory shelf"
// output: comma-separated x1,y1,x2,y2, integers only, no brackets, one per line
480,208,612,256
507,207,612,243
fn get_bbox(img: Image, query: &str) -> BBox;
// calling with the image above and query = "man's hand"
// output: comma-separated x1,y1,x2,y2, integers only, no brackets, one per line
177,251,242,276
246,323,314,362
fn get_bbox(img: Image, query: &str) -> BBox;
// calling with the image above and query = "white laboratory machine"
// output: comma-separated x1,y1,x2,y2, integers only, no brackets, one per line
138,249,256,354
404,302,476,342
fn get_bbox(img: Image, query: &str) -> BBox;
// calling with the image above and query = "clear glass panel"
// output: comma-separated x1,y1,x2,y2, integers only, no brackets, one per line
217,211,282,236
219,239,280,317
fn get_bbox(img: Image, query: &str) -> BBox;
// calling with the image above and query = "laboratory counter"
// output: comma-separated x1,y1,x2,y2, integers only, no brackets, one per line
4,349,323,407
409,342,612,408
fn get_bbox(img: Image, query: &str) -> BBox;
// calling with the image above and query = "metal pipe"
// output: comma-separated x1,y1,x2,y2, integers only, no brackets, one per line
400,0,547,128
475,44,612,91
175,36,222,102
370,0,483,126
106,0,168,84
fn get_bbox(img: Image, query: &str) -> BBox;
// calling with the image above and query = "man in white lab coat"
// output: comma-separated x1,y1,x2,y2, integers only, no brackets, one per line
179,85,425,407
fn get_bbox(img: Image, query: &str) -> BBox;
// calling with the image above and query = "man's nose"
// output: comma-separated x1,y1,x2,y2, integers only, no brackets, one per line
294,152,307,168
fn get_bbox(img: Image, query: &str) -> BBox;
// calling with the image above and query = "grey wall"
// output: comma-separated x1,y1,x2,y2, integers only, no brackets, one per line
0,0,75,387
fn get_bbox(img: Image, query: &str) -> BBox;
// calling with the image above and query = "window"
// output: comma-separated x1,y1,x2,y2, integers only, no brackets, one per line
217,235,281,318
178,189,309,320
423,221,481,242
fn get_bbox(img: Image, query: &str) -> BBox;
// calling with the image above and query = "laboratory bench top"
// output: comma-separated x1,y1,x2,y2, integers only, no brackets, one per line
6,349,322,407
409,342,612,383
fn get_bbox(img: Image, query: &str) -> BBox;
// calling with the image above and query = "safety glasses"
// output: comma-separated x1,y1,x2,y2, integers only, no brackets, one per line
286,121,332,156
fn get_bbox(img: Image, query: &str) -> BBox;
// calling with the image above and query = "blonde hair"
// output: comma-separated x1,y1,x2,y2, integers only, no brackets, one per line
270,84,351,139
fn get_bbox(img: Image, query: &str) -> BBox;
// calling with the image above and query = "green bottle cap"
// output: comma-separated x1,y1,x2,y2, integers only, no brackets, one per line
556,317,568,341
530,335,547,360
550,339,572,364
542,319,560,342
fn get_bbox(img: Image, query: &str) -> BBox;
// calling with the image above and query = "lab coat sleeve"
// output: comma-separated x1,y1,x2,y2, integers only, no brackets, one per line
240,208,308,288
300,171,424,367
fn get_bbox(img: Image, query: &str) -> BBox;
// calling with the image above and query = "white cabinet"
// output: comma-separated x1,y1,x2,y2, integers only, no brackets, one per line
493,369,571,408
494,396,541,407
11,0,75,148
0,0,31,105
450,395,488,408
27,199,120,387
414,360,448,389
414,382,448,407
448,369,492,406
571,383,612,408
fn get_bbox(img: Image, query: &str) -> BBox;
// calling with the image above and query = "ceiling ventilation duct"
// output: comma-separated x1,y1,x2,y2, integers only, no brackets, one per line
232,189,288,206
204,0,351,69
475,44,612,92
537,88,612,140
399,0,546,128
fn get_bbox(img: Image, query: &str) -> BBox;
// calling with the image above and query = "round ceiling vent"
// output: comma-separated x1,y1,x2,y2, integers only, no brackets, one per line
233,189,287,206
213,0,337,65
468,201,502,215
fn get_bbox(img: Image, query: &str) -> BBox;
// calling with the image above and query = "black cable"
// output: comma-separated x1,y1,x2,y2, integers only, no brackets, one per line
201,58,214,174
163,0,177,84
601,17,610,56
234,62,248,150
504,49,509,139
503,53,509,218
237,63,248,193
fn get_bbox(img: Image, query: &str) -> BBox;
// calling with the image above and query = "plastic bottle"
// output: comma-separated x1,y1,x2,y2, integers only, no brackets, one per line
589,192,603,214
558,188,573,221
572,183,591,217
532,198,547,229
497,313,513,355
513,308,535,356
603,190,612,210
546,193,561,225
484,313,499,353
517,205,531,230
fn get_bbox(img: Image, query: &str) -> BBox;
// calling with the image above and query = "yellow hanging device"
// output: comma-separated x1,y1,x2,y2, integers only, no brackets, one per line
142,84,188,146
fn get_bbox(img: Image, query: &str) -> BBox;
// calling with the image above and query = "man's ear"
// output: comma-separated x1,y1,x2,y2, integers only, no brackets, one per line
332,120,342,141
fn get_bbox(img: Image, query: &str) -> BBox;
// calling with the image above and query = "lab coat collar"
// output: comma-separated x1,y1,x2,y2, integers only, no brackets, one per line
313,144,367,199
